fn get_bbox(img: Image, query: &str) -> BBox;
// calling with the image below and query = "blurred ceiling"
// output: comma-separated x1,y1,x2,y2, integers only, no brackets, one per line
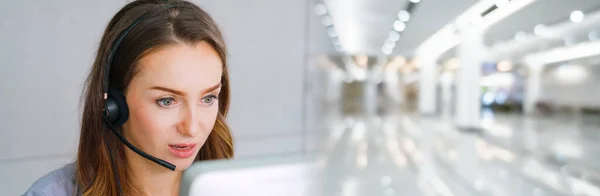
485,0,600,46
323,0,600,57
324,0,476,56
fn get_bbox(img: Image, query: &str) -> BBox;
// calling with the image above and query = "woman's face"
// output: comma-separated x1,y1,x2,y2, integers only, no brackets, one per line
122,41,223,171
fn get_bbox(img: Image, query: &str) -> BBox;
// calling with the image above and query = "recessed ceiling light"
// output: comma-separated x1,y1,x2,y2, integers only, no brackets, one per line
495,0,509,8
389,31,400,42
314,4,327,16
382,46,393,55
398,10,410,22
589,31,598,41
570,10,584,23
327,27,338,37
321,15,333,26
564,37,575,45
533,24,548,36
332,39,341,46
470,15,483,25
394,21,406,32
385,39,396,48
514,31,526,41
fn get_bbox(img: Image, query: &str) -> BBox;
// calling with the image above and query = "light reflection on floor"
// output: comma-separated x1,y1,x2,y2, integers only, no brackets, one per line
309,107,600,196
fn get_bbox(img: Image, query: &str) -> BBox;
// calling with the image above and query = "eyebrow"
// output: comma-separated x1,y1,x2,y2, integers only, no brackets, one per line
150,83,222,96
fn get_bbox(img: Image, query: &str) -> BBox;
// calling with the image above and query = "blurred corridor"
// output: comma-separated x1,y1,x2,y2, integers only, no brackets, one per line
301,0,600,194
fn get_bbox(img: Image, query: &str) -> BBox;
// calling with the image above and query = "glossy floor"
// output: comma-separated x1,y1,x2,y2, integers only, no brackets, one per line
308,109,600,196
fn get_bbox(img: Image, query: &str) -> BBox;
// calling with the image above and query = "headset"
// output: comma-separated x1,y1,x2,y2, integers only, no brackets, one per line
101,4,178,196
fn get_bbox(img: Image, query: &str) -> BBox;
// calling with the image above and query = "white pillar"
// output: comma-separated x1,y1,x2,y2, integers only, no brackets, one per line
524,64,542,115
440,72,453,118
455,27,485,128
384,68,403,104
418,54,438,115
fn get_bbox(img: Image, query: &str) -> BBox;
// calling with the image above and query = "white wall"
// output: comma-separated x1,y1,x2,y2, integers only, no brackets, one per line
0,1,125,195
194,0,309,157
196,0,337,157
0,0,329,195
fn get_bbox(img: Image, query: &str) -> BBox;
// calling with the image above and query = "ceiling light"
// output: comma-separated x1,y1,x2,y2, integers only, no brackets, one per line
385,39,395,45
589,31,598,41
524,41,600,65
321,15,333,26
475,0,537,29
533,24,548,36
470,15,483,25
335,45,343,52
495,0,509,8
514,31,526,41
393,21,406,32
332,39,341,46
418,0,535,58
564,37,575,46
384,39,396,48
398,10,410,22
382,46,393,55
314,4,328,16
570,10,584,23
409,0,420,3
389,31,400,42
327,27,338,37
554,65,588,85
497,60,513,72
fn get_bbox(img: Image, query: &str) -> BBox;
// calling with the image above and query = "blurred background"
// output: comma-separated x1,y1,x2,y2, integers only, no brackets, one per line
2,0,600,195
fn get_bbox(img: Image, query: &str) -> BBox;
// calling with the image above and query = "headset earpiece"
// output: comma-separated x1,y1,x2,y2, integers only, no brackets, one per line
104,88,129,126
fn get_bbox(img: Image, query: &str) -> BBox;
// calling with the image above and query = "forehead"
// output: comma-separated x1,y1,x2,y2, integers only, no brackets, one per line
134,41,223,90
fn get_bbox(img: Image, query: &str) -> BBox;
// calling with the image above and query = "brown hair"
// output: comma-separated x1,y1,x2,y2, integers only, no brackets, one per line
76,0,233,195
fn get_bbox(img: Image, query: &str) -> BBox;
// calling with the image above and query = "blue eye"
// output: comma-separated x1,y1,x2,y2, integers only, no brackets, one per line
202,95,218,105
156,97,176,108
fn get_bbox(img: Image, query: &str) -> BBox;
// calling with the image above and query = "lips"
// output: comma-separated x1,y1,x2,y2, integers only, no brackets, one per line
168,143,197,158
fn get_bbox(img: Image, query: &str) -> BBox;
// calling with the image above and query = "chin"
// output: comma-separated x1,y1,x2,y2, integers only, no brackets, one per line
172,152,199,171
174,161,193,171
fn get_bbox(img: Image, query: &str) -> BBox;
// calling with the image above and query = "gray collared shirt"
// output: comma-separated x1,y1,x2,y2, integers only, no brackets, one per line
22,162,77,196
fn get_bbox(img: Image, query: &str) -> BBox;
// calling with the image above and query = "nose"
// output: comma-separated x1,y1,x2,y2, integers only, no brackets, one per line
177,105,201,137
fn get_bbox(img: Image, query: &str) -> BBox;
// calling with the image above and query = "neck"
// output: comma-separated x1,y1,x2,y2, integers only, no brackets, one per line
125,149,181,196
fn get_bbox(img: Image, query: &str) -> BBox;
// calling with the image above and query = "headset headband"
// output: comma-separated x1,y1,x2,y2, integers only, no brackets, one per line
103,4,178,100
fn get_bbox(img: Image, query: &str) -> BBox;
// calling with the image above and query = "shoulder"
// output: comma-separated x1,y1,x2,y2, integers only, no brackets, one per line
22,162,78,196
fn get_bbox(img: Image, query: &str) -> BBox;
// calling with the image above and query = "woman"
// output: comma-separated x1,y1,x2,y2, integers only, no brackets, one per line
23,0,234,195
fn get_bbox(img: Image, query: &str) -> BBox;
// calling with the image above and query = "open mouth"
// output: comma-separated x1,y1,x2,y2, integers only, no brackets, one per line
170,145,192,149
168,144,197,158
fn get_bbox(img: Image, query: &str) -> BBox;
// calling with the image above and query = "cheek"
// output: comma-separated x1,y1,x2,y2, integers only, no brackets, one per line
127,103,173,147
200,105,220,134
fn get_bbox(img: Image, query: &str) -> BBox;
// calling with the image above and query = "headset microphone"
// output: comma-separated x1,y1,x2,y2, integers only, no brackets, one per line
102,6,177,173
102,113,176,171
